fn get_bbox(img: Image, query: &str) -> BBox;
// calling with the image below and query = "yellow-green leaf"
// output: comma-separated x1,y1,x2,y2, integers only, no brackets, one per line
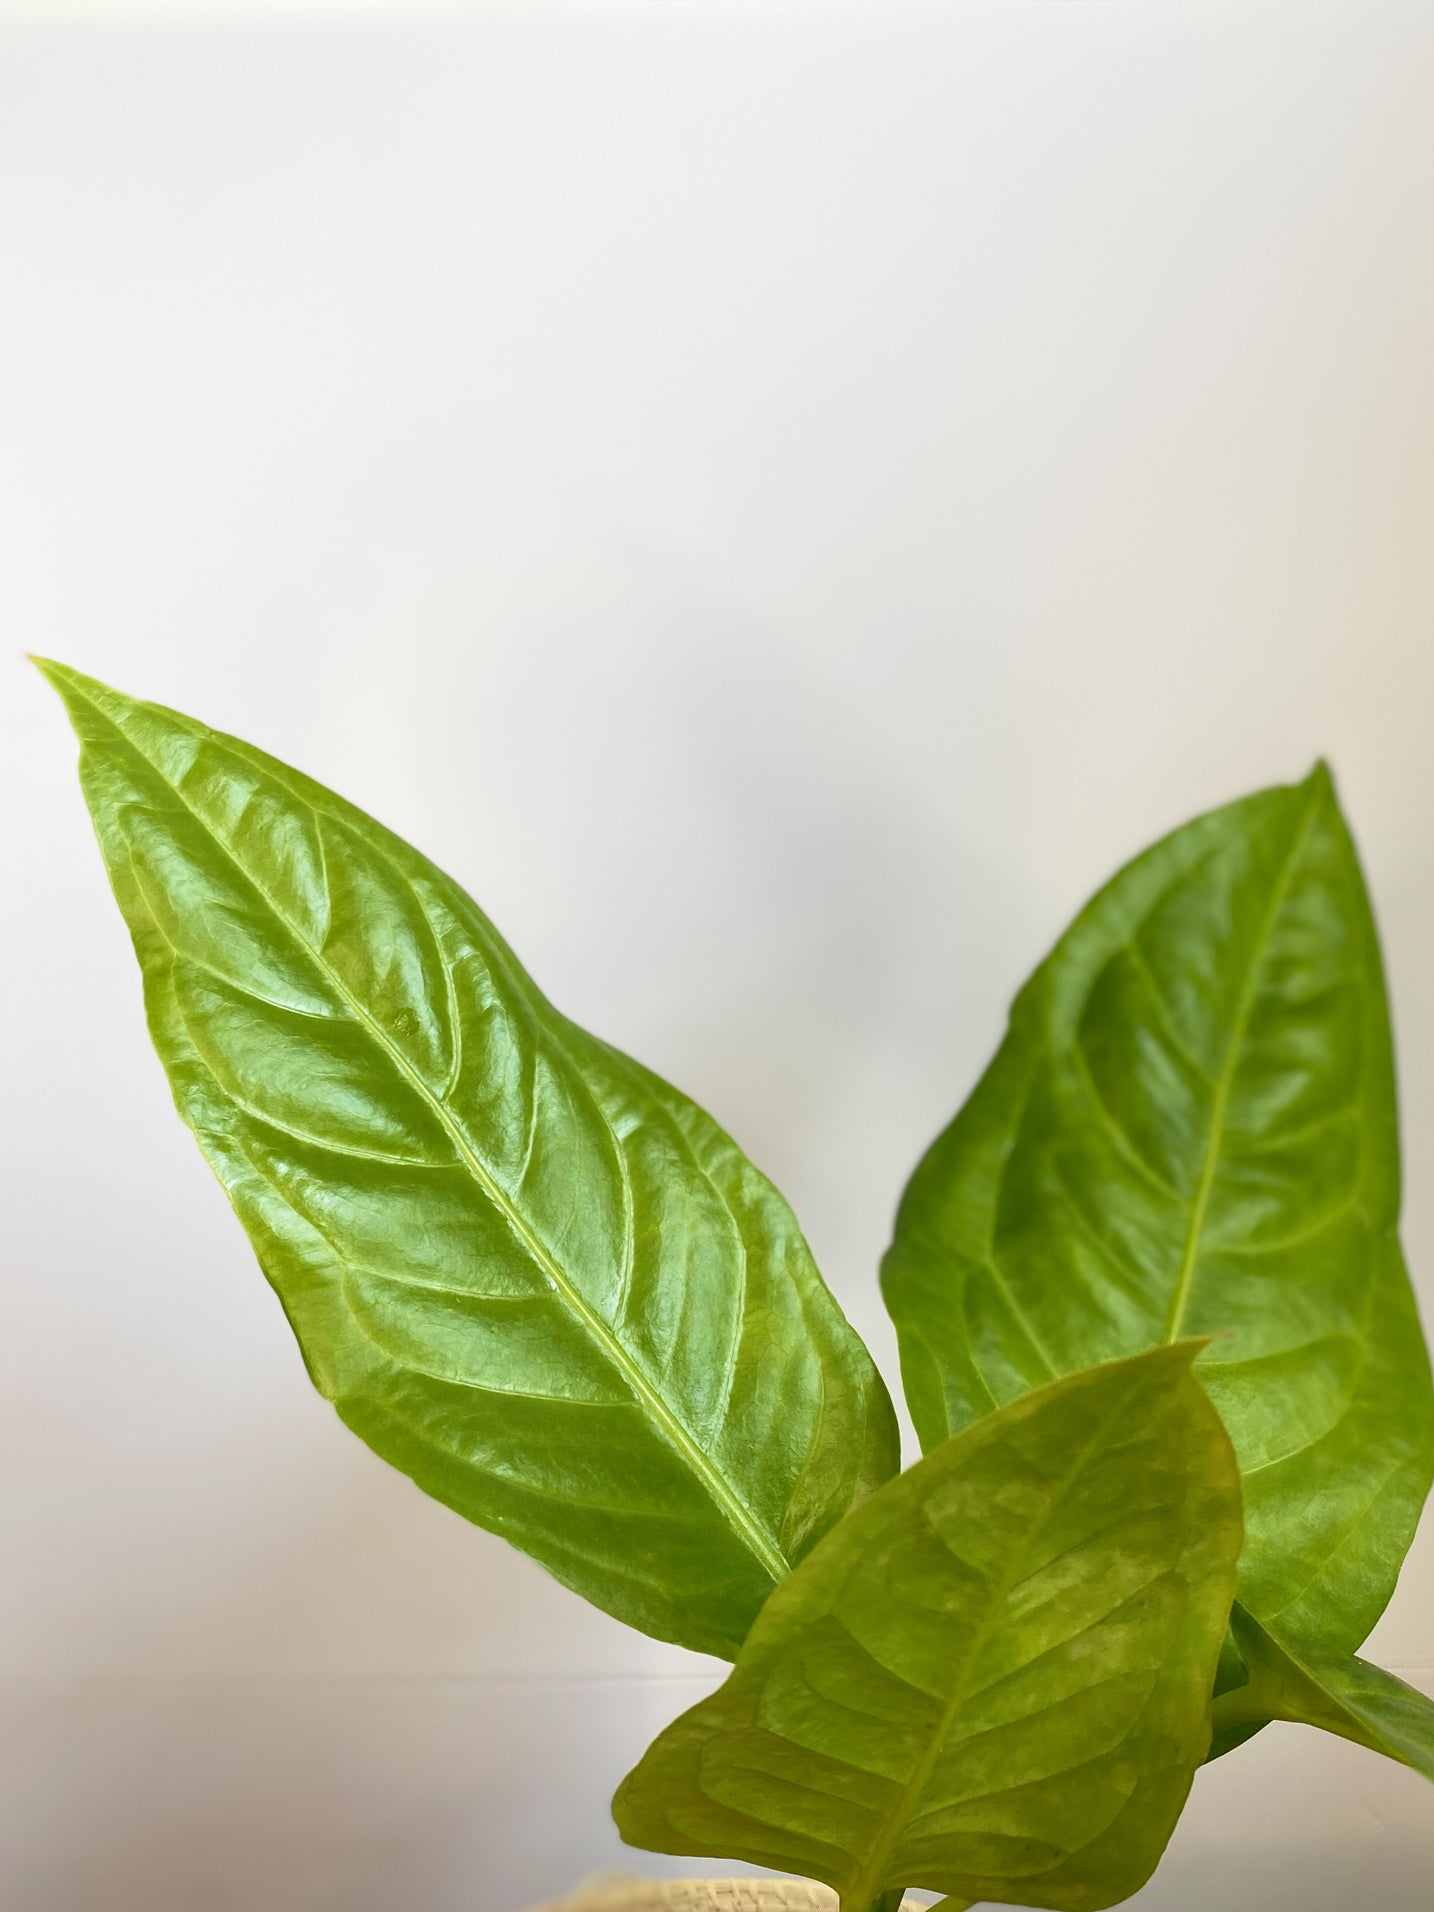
43,661,898,1658
882,767,1433,1672
614,1345,1242,1912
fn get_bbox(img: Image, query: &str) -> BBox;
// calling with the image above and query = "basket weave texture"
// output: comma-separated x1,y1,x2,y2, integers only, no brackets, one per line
527,1878,840,1910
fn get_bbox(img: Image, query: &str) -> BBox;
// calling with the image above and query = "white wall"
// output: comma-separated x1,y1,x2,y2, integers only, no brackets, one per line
3,5,1434,1908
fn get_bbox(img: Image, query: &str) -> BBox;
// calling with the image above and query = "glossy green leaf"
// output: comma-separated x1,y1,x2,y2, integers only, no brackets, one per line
881,765,1434,1667
614,1345,1242,1912
42,661,898,1658
1209,1604,1434,1783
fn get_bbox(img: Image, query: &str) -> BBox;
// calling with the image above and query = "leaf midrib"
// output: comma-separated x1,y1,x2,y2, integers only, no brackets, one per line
1162,780,1323,1344
841,1375,1137,1910
72,676,792,1591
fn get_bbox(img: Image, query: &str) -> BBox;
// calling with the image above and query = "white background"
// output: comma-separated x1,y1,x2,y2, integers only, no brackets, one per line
4,4,1434,1908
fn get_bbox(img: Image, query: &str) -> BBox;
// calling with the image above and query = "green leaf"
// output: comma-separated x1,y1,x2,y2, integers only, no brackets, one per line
614,1345,1243,1912
881,765,1433,1667
1210,1604,1434,1783
42,661,898,1658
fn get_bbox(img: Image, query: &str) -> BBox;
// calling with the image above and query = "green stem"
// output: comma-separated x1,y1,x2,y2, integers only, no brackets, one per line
1209,1664,1279,1739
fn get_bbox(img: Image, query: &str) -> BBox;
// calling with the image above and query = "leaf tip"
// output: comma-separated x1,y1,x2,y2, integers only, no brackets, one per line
29,657,124,729
29,654,88,701
1126,1338,1211,1381
30,657,89,724
1304,756,1337,799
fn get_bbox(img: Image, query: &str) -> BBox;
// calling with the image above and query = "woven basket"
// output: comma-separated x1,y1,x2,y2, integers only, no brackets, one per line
528,1882,836,1909
528,1879,923,1910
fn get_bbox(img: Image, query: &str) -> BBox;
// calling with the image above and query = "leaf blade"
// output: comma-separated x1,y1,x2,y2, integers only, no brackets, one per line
614,1345,1243,1912
1213,1605,1434,1784
43,660,898,1657
881,767,1433,1662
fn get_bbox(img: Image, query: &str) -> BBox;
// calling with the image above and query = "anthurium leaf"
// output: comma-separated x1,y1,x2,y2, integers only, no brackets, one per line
881,765,1434,1669
41,661,898,1658
613,1344,1243,1912
1208,1604,1434,1782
